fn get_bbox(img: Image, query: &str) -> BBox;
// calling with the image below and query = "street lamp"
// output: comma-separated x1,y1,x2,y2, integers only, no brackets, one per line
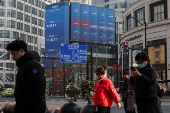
130,17,148,53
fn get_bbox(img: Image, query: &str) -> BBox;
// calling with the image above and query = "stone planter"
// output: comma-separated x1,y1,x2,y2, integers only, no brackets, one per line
59,102,82,113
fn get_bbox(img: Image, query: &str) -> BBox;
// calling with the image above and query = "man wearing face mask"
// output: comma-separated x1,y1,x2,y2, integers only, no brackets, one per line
130,52,157,113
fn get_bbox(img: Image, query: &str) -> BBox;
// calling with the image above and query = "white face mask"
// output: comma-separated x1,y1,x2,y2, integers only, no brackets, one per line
138,63,145,68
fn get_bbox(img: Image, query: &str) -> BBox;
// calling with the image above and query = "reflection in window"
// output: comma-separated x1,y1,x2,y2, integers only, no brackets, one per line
127,15,131,31
13,31,19,39
153,4,164,21
0,31,10,38
136,8,145,27
0,19,4,27
0,9,4,17
6,74,14,82
0,0,5,6
0,63,3,70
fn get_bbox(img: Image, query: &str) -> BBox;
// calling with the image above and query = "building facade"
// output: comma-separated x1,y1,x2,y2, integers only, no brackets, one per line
0,0,46,88
120,0,170,88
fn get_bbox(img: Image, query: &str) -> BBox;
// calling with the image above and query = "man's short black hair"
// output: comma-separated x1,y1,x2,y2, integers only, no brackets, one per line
6,40,27,52
135,52,149,61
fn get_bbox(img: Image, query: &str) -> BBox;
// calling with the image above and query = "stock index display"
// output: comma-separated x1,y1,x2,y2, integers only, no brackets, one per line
45,2,69,68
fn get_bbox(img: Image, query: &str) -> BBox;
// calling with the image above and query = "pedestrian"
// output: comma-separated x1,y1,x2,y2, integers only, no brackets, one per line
153,82,164,113
93,67,121,113
131,52,157,113
6,40,46,113
119,71,135,113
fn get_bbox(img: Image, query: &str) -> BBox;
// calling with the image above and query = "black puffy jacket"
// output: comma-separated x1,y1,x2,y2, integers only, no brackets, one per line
15,51,46,113
130,63,157,99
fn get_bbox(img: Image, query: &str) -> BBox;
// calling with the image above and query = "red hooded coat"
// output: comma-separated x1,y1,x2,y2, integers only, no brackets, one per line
93,76,121,108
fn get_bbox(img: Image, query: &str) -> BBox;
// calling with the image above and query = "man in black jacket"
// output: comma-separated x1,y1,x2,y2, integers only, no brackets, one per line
6,40,46,113
131,52,157,113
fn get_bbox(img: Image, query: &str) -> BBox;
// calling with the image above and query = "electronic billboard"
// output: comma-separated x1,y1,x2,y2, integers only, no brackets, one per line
90,6,98,43
99,8,107,44
45,3,69,68
107,9,115,44
71,3,80,41
81,5,90,42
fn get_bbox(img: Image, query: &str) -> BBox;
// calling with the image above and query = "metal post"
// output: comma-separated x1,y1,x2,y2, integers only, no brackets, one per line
145,22,147,54
52,58,54,91
91,47,93,81
87,61,89,80
63,63,65,98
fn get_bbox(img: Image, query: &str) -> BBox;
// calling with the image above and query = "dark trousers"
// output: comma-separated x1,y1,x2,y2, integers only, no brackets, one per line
136,97,158,113
153,98,163,113
96,106,110,113
124,101,136,113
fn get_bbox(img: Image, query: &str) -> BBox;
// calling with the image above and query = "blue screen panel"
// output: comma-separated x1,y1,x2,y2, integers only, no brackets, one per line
99,8,107,44
71,3,80,41
45,3,69,68
107,9,115,45
90,6,98,43
81,5,90,42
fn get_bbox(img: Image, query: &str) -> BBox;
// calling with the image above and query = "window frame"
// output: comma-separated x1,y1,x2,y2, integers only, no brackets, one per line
150,0,167,22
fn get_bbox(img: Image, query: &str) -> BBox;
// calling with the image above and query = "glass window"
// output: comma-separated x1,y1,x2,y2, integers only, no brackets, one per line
29,0,31,4
32,26,34,34
32,17,34,24
0,0,5,6
25,5,28,12
39,1,41,8
12,10,16,18
6,74,14,82
41,11,44,18
13,31,19,39
21,23,23,31
17,12,20,20
28,6,31,13
32,0,34,5
0,19,4,27
0,31,10,38
136,8,145,27
17,22,20,30
31,36,34,43
7,9,12,17
41,30,43,36
32,7,34,15
6,63,14,70
7,20,12,28
0,9,5,17
17,1,20,9
21,3,23,10
38,29,41,35
25,14,28,22
39,10,41,17
0,63,3,70
41,20,43,27
127,15,131,31
42,2,45,9
35,0,38,6
153,4,164,21
119,22,123,30
20,13,23,20
35,18,37,25
34,28,37,34
28,25,30,32
38,19,41,26
28,35,31,43
35,37,37,44
35,9,37,15
28,15,30,23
